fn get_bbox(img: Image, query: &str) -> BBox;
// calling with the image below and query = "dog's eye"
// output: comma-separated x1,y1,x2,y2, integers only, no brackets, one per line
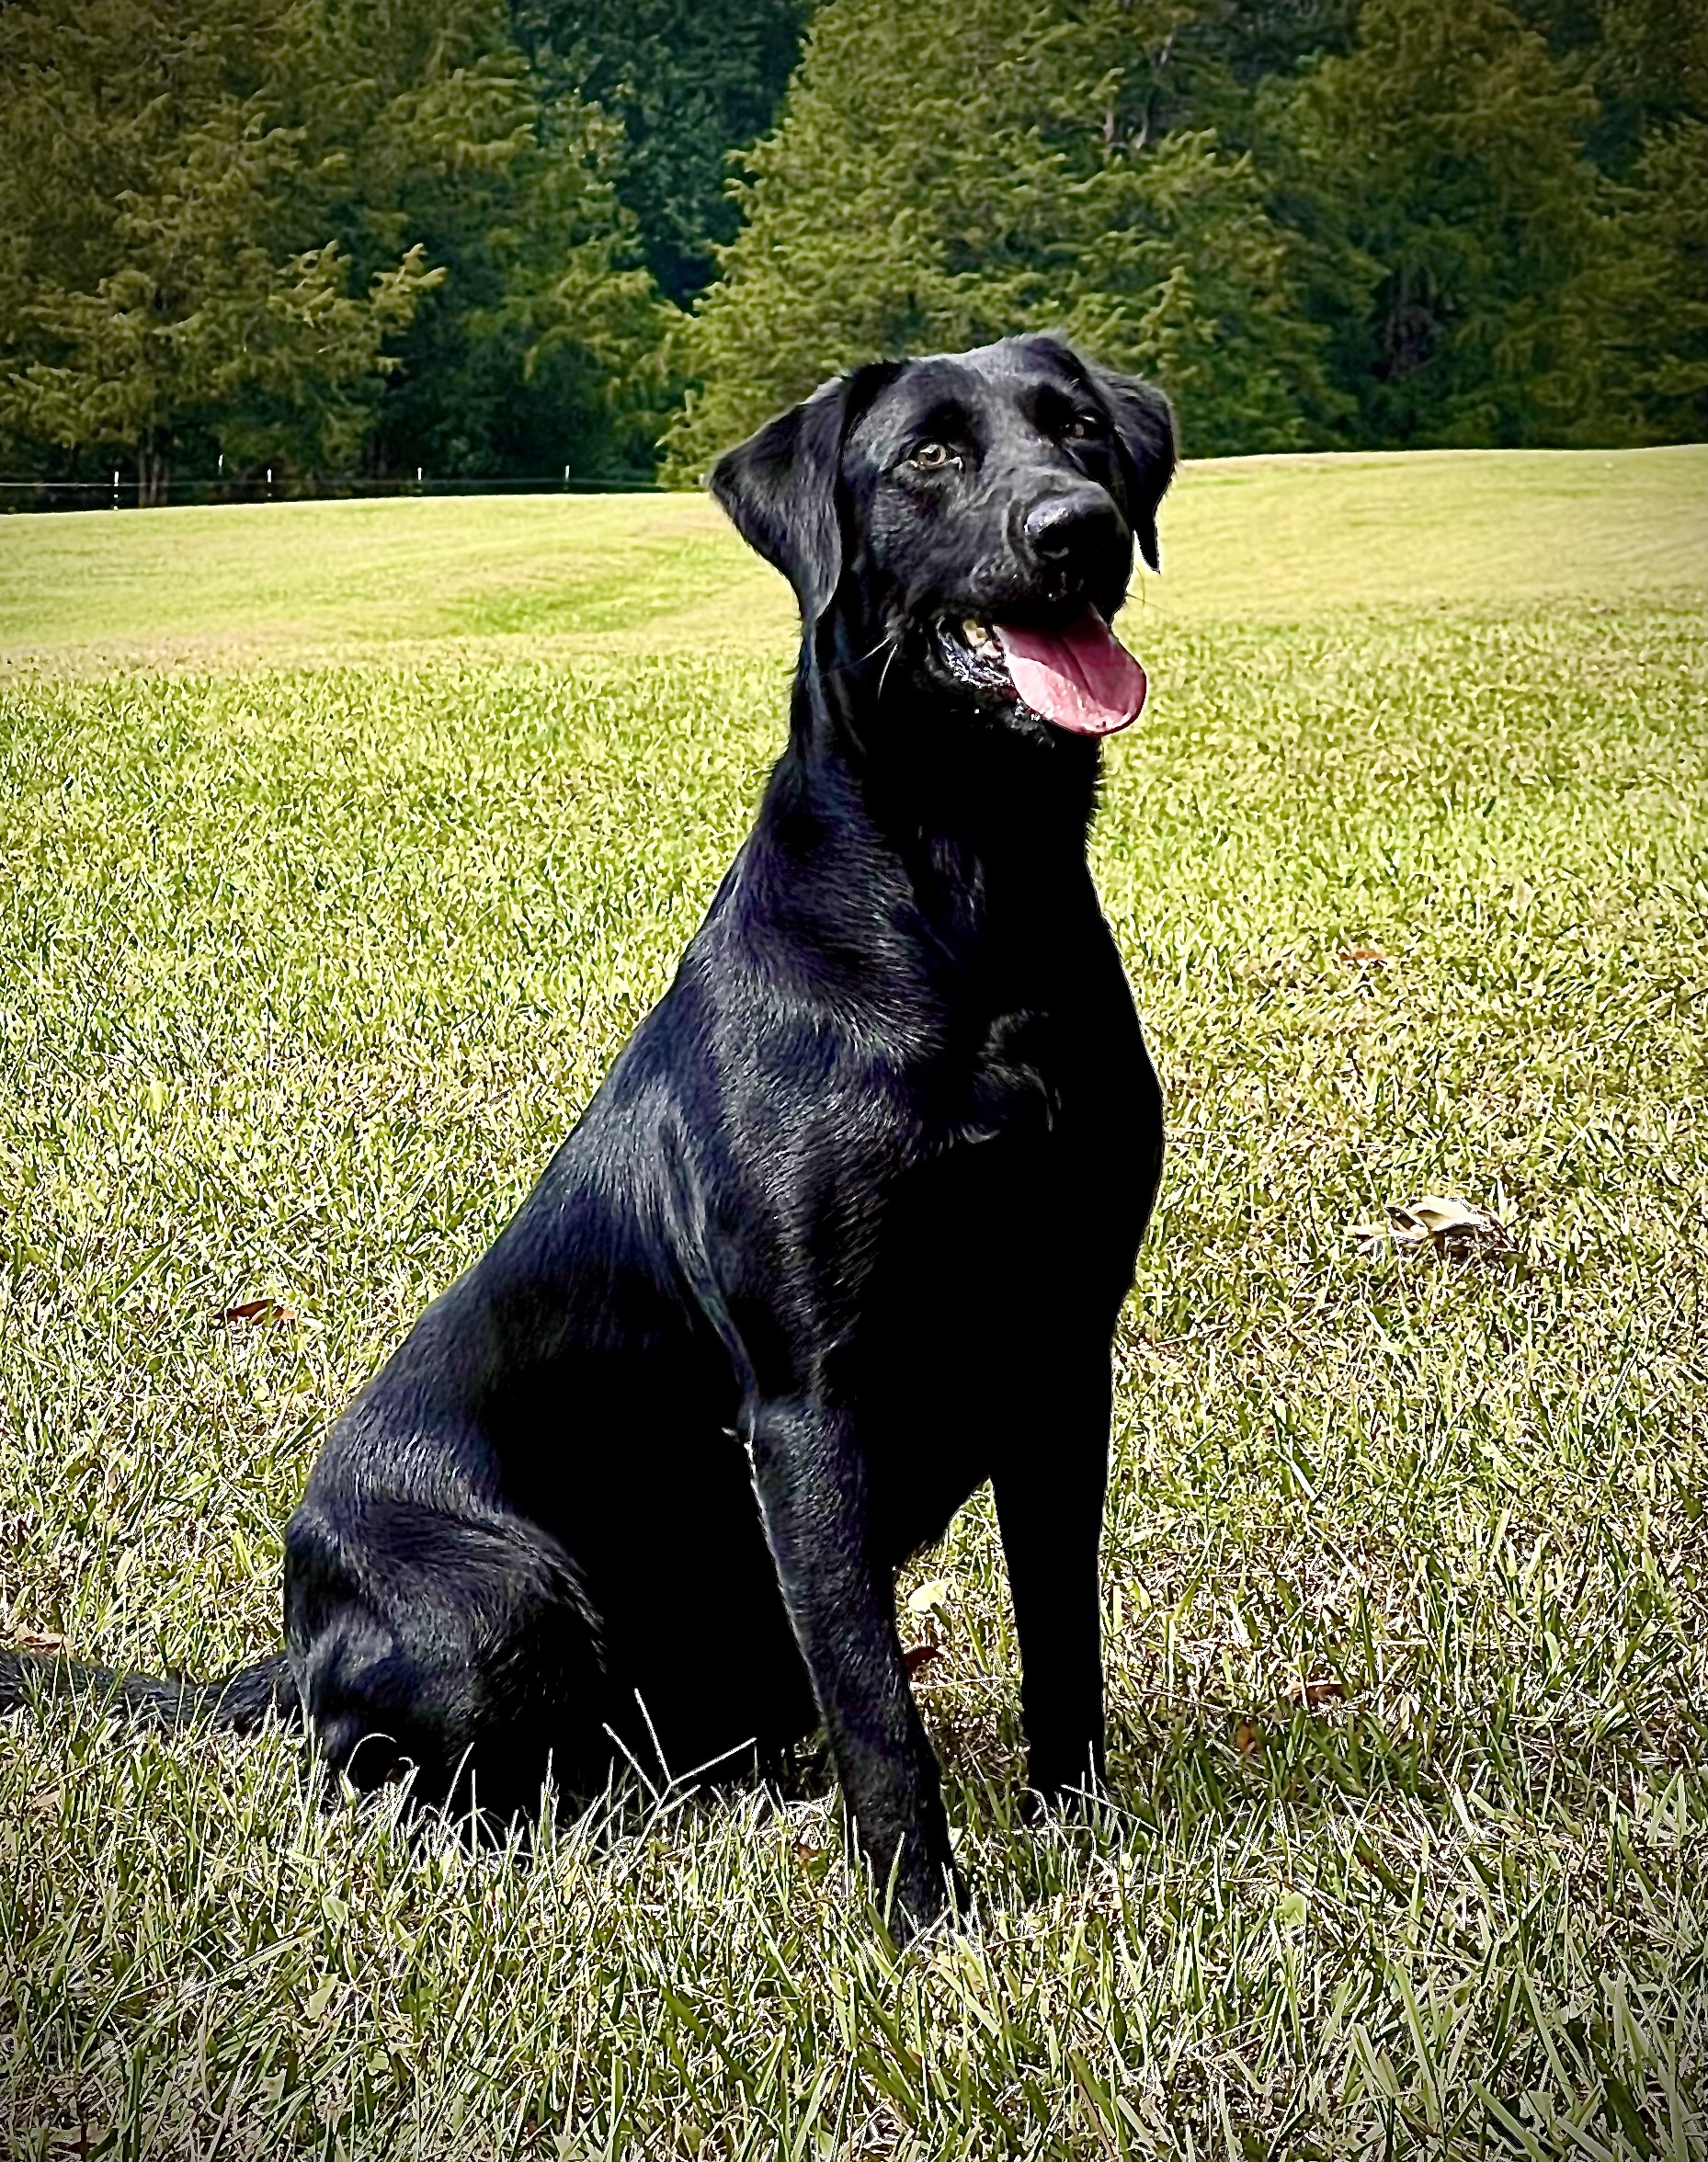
1065,414,1101,443
910,441,954,472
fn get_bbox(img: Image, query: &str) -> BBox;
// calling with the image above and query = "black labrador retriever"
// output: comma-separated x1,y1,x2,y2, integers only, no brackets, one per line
3,333,1175,1939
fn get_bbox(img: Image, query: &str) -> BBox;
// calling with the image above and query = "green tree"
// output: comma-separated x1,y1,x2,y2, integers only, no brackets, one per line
514,0,812,307
0,0,673,491
1593,117,1708,440
666,0,1339,478
1283,0,1623,446
1204,0,1363,85
0,0,438,498
1524,1,1708,438
281,0,671,479
1518,0,1708,175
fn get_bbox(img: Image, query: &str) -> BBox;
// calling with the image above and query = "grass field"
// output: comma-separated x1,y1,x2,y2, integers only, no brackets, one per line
1,449,1705,2158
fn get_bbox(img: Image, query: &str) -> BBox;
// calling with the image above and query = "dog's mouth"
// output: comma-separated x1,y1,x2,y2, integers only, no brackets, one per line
939,609,1147,737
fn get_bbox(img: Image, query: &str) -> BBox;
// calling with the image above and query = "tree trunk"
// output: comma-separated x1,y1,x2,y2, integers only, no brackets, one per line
136,446,169,506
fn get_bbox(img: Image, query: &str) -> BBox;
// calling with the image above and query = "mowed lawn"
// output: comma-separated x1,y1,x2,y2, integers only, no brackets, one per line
1,449,1705,2158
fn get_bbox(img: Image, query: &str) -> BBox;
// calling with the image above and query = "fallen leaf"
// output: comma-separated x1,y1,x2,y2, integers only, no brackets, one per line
906,1577,951,1617
1286,1675,1347,1710
13,1628,66,1655
216,1298,294,1326
1338,942,1388,967
28,1786,63,1816
903,1644,941,1678
1234,1719,1263,1758
1351,1194,1520,1261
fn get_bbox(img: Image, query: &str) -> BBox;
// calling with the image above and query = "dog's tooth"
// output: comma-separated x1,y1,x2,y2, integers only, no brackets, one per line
962,617,994,650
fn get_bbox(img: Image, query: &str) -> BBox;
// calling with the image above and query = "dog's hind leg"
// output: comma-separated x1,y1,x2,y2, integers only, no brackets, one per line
286,1498,611,1825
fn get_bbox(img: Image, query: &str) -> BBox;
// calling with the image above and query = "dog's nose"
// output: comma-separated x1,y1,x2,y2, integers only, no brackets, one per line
1022,491,1123,564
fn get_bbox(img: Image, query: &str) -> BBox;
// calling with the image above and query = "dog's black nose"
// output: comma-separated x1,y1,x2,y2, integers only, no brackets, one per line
1022,491,1123,564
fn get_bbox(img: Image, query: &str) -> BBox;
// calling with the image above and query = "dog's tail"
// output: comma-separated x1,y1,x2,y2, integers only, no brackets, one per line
0,1645,301,1734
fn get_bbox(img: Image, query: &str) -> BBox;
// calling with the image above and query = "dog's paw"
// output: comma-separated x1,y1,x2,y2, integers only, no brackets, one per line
883,1858,972,1947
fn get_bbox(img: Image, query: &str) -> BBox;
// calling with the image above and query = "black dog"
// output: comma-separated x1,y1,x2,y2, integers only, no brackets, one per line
3,334,1174,1939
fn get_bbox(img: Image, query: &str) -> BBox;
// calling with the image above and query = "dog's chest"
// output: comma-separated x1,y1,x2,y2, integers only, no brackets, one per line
951,1005,1060,1144
929,937,1125,1144
909,858,1123,1150
884,950,1155,1295
856,992,1151,1484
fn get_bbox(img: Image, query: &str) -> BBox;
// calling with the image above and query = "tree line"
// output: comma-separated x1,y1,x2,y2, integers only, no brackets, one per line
2,0,1701,499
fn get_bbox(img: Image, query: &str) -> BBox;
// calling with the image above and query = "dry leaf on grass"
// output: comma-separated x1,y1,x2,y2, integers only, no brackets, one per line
215,1298,294,1326
1234,1719,1264,1758
902,1644,940,1678
1338,942,1389,968
28,1787,63,1816
1286,1675,1347,1710
905,1577,951,1616
9,1627,66,1655
1350,1193,1521,1261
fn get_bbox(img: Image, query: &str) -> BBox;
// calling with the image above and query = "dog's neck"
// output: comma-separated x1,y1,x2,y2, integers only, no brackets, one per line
780,613,1102,891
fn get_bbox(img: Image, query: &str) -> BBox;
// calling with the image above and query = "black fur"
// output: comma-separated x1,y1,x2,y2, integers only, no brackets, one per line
4,335,1176,1940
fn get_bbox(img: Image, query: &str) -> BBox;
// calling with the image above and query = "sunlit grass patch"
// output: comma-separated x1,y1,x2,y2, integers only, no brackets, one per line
1,469,1704,2155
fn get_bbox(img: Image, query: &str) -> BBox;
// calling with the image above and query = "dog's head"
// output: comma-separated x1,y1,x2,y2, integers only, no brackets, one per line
711,335,1175,744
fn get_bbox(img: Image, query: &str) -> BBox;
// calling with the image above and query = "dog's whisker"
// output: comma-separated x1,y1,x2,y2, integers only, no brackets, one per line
825,632,898,677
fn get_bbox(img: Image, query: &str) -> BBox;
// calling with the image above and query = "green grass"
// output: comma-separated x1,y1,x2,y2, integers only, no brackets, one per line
4,445,1703,663
2,449,1706,2157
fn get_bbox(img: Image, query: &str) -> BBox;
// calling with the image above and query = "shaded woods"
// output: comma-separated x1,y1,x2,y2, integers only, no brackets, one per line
2,0,1702,495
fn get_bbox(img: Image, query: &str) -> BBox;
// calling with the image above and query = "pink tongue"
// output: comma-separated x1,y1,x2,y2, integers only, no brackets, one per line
994,609,1146,736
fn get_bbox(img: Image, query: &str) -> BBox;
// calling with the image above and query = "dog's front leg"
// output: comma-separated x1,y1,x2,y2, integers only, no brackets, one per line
747,1396,963,1939
992,1360,1111,1804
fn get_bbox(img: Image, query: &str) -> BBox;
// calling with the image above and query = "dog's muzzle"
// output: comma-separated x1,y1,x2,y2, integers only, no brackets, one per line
940,609,1147,737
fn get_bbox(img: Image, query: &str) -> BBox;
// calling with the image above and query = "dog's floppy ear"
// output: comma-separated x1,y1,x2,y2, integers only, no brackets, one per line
1087,367,1176,574
710,371,871,622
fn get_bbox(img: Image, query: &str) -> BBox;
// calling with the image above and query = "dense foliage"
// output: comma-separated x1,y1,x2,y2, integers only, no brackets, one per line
671,0,1707,467
513,0,811,307
1,0,1702,490
0,0,675,490
666,0,1345,472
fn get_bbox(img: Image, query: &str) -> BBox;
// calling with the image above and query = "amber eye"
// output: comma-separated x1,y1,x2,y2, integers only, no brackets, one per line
1065,414,1099,442
911,440,953,471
